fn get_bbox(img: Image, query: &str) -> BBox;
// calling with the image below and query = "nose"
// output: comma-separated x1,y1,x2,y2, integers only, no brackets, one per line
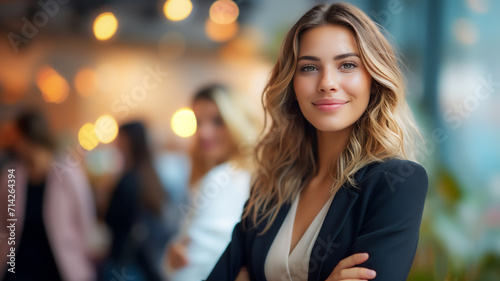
317,68,338,93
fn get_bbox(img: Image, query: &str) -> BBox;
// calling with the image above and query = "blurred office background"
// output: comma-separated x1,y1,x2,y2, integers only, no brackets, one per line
0,0,499,280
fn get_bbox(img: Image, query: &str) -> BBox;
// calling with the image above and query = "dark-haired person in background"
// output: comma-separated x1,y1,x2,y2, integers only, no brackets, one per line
0,110,98,281
101,121,169,281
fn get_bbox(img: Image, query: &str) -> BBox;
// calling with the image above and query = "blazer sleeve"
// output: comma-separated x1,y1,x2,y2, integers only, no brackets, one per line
349,160,428,281
205,207,249,281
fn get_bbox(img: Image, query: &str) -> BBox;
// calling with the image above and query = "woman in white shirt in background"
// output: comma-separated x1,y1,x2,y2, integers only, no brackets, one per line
165,85,260,281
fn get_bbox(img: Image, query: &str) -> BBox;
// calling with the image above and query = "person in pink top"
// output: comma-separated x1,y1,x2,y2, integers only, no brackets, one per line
0,110,98,281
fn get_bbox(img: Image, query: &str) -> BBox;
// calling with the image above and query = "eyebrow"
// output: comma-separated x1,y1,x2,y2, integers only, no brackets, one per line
297,52,360,62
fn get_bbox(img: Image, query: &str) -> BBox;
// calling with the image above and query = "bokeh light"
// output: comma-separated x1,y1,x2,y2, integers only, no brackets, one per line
79,123,99,151
466,0,488,13
453,18,478,45
74,68,98,98
94,115,119,144
35,66,69,104
93,12,118,41
171,108,197,138
209,0,239,25
205,19,238,42
163,0,193,22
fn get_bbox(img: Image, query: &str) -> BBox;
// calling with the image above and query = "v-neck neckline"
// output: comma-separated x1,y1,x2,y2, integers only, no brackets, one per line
287,194,333,257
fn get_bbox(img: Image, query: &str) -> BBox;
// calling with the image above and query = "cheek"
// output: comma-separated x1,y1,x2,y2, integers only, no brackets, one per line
213,127,229,145
343,73,371,104
293,75,315,100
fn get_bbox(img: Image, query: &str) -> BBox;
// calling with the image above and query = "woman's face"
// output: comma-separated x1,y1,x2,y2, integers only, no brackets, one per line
192,98,235,164
293,24,372,133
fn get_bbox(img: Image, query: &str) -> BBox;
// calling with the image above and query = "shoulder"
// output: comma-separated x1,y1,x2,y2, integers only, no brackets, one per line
198,161,251,193
361,158,427,183
355,158,428,199
365,158,426,173
203,161,250,184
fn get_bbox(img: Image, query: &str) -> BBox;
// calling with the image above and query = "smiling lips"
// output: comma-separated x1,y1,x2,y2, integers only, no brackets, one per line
312,98,348,111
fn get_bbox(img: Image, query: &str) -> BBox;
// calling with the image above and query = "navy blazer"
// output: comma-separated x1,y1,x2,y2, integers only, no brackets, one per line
206,159,428,281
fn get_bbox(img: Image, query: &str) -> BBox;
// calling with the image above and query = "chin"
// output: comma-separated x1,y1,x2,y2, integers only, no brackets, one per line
314,124,349,132
304,116,348,133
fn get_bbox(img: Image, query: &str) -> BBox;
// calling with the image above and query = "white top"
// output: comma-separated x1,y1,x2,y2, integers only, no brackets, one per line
167,161,251,281
265,194,334,281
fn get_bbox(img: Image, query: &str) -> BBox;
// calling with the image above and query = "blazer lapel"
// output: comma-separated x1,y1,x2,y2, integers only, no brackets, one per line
250,164,372,281
308,164,370,281
251,201,292,281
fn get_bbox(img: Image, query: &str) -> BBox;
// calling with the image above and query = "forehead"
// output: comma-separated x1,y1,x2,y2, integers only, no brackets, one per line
298,24,358,56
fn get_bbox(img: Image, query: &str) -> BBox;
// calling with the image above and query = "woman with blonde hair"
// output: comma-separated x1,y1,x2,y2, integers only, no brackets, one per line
207,3,428,281
166,85,260,281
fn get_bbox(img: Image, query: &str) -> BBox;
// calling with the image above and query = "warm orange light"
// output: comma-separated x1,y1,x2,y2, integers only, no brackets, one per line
205,19,238,42
74,68,98,98
163,0,193,22
209,0,239,25
35,66,69,104
93,12,118,41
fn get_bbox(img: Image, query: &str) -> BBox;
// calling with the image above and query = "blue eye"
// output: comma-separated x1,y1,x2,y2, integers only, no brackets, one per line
340,62,357,70
301,65,318,72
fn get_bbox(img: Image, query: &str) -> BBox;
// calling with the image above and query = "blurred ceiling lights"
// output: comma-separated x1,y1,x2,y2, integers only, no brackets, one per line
93,12,118,41
171,108,196,137
35,65,69,104
79,123,99,150
78,114,119,151
94,115,119,144
205,0,239,42
209,0,239,25
163,0,193,22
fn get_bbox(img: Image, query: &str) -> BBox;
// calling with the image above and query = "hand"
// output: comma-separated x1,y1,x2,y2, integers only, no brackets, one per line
326,253,376,281
235,266,250,281
167,242,189,270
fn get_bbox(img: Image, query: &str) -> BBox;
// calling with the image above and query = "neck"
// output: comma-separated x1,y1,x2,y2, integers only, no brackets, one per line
315,125,353,181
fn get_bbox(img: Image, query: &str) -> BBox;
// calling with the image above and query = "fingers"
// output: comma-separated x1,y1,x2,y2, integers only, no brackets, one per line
334,267,376,280
168,243,189,269
326,253,376,281
336,253,370,270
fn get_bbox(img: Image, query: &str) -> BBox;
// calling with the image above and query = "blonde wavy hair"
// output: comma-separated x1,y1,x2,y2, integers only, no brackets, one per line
189,85,260,186
243,2,422,233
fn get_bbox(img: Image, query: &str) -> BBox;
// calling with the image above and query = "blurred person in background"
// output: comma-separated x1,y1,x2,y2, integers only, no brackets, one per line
0,109,98,281
165,85,260,281
101,121,169,281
